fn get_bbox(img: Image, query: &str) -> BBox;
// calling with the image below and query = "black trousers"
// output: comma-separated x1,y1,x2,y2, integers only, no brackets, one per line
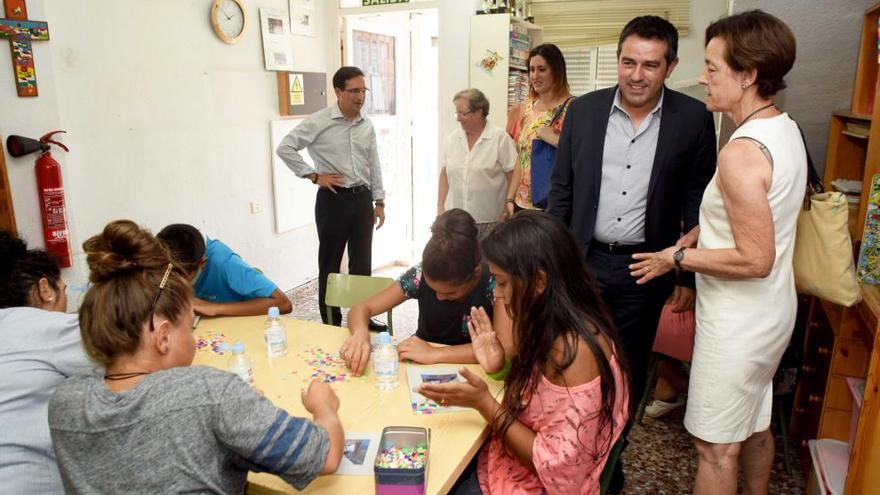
587,247,672,413
315,187,374,325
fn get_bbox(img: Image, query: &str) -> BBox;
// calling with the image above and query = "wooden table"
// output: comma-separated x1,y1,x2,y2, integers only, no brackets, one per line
192,316,502,495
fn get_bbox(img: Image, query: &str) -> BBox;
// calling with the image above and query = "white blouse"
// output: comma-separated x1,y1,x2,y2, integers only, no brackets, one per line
441,124,517,223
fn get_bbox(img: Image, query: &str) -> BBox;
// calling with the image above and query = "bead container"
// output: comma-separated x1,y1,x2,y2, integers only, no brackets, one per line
374,426,430,495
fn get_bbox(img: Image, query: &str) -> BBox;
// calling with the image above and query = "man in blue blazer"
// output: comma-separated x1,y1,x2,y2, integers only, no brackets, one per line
548,15,716,491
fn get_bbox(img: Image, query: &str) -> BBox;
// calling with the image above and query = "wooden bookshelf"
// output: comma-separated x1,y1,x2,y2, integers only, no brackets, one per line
791,4,880,493
852,4,880,115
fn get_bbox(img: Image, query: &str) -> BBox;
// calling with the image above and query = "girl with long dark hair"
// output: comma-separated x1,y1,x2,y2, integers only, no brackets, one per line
419,212,629,494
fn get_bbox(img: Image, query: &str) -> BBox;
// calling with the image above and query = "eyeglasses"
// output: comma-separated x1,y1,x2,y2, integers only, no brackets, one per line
342,88,370,95
454,110,476,118
148,263,175,331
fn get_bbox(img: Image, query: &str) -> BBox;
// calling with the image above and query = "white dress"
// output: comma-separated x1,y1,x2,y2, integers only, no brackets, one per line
684,113,807,444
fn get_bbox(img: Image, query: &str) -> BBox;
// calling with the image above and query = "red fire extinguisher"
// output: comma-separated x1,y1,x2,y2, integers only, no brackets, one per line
6,131,72,267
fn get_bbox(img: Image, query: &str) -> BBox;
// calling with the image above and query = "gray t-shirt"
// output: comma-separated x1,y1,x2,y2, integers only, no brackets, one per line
48,365,329,494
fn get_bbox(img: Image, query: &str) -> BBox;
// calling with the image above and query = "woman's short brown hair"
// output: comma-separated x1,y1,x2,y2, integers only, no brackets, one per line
80,220,193,366
705,10,796,98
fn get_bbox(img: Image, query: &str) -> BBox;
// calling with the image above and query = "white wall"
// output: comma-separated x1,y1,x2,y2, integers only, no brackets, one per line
732,0,877,174
671,0,729,88
0,0,789,304
0,0,481,303
1,0,333,302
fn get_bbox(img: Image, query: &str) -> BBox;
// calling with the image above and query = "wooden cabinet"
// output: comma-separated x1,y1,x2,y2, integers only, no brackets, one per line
468,13,542,130
793,290,879,493
791,3,880,493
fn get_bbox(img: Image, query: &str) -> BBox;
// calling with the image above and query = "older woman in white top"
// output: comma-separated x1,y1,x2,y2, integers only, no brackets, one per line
438,88,517,236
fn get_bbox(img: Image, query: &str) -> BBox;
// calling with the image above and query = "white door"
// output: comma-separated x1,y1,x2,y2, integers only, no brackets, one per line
343,13,413,269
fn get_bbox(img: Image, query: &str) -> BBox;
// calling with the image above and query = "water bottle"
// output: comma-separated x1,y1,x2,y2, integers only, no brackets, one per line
372,332,399,390
264,306,288,358
227,342,255,386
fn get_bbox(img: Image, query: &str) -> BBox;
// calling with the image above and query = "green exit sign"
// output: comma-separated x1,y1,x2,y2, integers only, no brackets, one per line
362,0,409,5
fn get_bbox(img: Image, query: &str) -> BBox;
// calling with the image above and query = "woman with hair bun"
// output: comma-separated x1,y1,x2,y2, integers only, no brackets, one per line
0,231,93,494
340,208,510,376
48,220,343,494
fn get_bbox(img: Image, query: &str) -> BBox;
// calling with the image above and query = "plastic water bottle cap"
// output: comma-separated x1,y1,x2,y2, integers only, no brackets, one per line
378,332,392,344
268,306,280,318
233,342,245,354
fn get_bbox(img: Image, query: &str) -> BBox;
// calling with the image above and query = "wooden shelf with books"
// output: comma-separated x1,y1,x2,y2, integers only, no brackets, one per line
825,111,871,240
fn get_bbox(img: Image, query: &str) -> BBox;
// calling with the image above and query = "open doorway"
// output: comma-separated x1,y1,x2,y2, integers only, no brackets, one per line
341,8,439,270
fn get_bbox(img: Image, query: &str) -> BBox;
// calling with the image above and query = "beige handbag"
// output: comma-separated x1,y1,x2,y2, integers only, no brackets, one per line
793,191,862,306
792,123,862,306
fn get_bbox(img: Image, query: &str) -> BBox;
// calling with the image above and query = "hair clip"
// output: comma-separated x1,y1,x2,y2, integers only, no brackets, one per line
158,263,173,289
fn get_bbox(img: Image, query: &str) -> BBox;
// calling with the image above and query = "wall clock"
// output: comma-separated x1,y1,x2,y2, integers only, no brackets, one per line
211,0,247,44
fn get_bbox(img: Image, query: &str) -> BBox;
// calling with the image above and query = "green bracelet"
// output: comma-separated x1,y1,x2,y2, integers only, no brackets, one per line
486,359,511,381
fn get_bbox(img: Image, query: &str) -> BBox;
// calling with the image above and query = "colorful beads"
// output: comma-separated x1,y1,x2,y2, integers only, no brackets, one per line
411,400,439,415
375,445,428,469
297,347,364,384
195,330,226,354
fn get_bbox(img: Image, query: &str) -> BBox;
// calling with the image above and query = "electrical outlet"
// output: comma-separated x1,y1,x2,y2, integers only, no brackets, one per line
250,201,263,214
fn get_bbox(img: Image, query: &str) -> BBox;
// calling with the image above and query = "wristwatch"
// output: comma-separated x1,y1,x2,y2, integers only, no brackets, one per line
673,247,686,270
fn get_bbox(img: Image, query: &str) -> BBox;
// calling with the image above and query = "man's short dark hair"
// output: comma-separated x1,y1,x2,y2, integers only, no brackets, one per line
332,66,365,90
617,15,679,65
157,224,205,274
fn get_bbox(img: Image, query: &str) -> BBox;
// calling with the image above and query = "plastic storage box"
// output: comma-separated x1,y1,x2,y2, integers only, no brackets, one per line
808,438,848,495
374,426,430,495
846,377,866,453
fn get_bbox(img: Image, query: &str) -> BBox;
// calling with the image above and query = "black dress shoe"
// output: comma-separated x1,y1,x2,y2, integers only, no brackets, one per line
367,318,388,332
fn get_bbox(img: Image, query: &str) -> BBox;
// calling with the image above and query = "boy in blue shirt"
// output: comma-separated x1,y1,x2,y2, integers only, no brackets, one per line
157,224,293,317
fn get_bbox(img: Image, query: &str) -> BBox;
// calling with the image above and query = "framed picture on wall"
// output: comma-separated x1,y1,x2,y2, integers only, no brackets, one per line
289,0,317,37
259,8,293,71
352,30,396,115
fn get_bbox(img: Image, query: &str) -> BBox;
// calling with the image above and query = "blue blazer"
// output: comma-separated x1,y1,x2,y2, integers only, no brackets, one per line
547,86,717,288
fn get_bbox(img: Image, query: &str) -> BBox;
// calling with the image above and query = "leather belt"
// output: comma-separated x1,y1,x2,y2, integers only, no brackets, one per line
334,185,370,194
590,240,648,255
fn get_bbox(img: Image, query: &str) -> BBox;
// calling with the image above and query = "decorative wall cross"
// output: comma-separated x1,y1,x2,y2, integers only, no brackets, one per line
0,0,49,97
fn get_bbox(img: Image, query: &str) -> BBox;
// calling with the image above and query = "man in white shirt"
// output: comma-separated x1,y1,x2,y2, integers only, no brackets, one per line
276,66,385,326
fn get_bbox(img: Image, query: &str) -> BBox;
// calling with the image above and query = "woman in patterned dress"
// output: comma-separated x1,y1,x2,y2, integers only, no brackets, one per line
506,43,574,212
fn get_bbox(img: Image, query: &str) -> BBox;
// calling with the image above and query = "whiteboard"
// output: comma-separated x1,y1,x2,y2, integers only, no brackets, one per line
270,118,318,233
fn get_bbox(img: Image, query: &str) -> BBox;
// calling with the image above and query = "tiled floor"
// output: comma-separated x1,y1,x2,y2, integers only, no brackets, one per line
285,278,806,494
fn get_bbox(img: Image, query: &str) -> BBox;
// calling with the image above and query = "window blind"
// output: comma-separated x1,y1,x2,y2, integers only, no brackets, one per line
530,0,690,48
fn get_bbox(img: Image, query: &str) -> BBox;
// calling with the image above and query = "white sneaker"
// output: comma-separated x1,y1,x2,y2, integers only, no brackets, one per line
644,396,685,418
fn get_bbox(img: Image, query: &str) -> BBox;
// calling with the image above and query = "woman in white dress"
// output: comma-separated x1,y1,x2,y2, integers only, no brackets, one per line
628,10,804,495
438,88,517,236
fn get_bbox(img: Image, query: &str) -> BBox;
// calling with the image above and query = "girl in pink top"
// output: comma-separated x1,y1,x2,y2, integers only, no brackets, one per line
419,212,629,494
